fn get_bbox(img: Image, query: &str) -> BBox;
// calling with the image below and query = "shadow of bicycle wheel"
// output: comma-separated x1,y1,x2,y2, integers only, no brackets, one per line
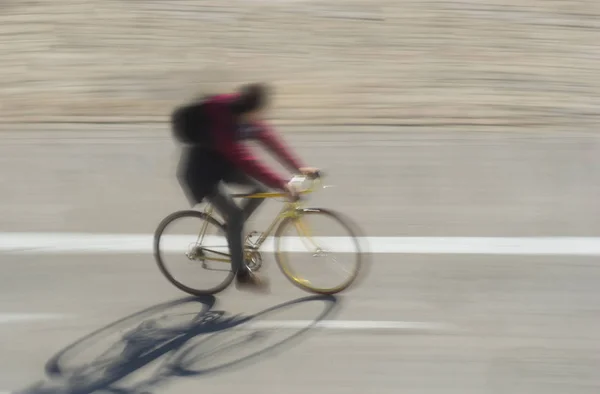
167,295,339,377
19,295,339,394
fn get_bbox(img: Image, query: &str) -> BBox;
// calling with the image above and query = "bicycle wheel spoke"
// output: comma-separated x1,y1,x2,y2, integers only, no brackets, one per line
325,253,353,276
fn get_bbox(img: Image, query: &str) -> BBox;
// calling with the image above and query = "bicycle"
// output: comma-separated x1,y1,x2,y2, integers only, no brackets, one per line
153,173,363,296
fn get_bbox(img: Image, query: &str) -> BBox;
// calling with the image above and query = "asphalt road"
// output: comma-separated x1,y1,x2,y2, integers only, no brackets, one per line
1,126,600,394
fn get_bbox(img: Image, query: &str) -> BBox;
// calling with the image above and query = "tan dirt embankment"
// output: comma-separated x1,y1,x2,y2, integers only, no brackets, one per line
1,0,600,128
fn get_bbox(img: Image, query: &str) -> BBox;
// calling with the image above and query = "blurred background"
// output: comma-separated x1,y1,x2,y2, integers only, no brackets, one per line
3,0,600,126
1,1,600,394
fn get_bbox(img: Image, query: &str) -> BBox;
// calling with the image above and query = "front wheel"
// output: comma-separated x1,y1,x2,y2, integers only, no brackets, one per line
274,208,363,295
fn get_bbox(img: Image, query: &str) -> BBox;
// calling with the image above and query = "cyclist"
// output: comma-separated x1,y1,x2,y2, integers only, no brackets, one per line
173,83,320,293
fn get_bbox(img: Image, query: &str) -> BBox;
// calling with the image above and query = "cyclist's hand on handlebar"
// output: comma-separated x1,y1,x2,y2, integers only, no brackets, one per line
299,167,322,179
284,182,300,202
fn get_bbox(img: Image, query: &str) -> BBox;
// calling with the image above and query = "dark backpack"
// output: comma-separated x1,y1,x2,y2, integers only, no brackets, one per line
170,98,214,145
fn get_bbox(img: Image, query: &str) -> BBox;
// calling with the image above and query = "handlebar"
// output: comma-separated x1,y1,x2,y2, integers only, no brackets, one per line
287,171,327,200
307,170,324,180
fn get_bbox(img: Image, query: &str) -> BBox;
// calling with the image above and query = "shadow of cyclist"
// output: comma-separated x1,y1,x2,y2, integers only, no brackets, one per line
19,295,339,394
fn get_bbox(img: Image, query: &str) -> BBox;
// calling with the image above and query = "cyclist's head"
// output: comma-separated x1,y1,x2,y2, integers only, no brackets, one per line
231,82,271,121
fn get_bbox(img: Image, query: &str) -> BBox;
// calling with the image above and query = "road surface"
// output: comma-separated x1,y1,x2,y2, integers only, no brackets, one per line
1,126,600,394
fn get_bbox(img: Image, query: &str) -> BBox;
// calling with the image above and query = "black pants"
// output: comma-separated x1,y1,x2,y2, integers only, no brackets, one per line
177,146,267,276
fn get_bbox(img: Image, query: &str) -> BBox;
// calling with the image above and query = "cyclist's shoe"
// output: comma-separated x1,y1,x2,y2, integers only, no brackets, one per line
235,270,270,294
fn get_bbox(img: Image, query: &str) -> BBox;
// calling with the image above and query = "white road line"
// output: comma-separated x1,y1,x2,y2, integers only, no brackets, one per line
0,313,451,332
0,313,66,324
1,232,600,255
244,320,454,332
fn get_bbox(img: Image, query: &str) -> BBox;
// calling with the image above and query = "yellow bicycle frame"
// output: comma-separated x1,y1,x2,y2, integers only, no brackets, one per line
198,177,323,262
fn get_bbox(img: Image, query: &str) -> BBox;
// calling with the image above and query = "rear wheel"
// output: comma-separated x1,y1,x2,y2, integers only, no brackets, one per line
154,210,235,296
274,208,363,295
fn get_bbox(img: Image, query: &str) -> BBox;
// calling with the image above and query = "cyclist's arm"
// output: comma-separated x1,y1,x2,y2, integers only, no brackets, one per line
255,124,304,173
213,121,288,190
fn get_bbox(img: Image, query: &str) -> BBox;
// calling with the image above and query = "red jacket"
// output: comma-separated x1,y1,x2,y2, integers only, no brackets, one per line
203,93,303,189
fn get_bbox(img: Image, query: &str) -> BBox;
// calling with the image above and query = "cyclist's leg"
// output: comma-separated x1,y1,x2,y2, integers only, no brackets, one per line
208,182,269,291
207,182,246,276
225,170,268,220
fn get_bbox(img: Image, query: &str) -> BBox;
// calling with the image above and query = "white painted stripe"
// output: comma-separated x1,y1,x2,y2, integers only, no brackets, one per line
0,313,66,324
0,314,451,333
1,233,600,255
244,320,454,332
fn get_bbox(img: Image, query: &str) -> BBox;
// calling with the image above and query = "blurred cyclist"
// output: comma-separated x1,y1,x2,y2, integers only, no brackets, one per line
172,83,319,293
